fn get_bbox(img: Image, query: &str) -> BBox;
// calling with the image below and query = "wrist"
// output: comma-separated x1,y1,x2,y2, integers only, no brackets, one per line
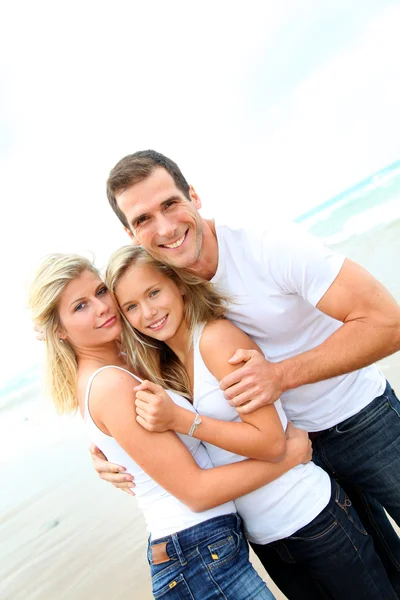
172,406,195,434
275,360,292,393
285,439,303,468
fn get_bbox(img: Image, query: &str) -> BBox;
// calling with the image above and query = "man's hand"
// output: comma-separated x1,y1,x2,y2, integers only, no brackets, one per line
34,323,45,341
219,349,285,414
285,422,312,465
89,443,135,496
134,380,177,432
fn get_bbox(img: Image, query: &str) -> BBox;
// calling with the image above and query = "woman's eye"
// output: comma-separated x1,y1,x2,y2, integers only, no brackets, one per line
126,304,137,312
75,302,85,312
97,287,108,297
150,289,160,298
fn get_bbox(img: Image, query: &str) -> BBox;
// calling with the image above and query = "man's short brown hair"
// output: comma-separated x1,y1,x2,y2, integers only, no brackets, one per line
106,150,191,230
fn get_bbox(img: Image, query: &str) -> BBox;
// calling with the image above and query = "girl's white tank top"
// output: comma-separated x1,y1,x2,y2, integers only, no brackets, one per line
84,365,236,540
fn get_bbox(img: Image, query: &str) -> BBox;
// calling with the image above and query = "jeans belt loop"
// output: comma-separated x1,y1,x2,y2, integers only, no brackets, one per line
171,533,187,566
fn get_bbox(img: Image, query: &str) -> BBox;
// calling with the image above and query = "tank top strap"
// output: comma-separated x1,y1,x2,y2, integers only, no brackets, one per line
192,322,207,348
84,365,142,422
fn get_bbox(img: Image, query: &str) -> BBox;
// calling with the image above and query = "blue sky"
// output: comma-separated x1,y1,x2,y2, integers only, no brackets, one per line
0,0,400,383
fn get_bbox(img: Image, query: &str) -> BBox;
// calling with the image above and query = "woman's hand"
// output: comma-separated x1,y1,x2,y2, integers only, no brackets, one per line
285,422,313,466
134,380,178,432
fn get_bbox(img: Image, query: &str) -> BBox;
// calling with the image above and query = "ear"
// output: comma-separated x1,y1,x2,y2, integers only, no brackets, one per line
124,227,140,247
58,328,67,341
189,185,202,210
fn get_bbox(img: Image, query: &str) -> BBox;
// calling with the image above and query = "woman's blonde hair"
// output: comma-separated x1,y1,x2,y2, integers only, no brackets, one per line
105,246,227,399
28,253,99,414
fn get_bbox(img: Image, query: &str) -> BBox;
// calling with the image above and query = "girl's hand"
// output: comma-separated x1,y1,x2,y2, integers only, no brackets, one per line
134,380,177,432
285,422,313,465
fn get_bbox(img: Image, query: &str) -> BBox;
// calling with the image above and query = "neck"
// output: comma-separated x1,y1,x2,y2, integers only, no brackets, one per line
165,322,192,366
185,218,218,280
75,339,126,370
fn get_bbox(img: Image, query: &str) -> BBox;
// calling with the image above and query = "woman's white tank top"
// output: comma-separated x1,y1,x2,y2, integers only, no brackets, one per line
83,365,236,540
192,323,331,544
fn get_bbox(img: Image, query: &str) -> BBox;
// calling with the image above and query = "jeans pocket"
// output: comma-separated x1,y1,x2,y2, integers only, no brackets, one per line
207,530,241,569
152,573,194,599
335,396,389,434
335,485,368,536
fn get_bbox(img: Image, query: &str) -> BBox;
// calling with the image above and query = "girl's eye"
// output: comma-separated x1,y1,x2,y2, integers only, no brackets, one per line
75,302,85,312
150,289,160,298
97,287,108,297
126,304,137,312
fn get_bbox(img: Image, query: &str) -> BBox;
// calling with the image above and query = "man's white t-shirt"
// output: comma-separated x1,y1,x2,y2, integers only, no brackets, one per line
211,220,386,431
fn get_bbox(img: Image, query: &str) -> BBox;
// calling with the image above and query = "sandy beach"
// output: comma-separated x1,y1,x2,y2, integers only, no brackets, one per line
1,218,399,600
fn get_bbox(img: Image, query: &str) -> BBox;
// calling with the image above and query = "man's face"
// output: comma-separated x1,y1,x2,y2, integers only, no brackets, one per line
116,168,204,269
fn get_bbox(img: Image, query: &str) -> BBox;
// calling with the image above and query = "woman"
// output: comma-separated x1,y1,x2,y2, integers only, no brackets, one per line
105,244,397,600
29,252,316,600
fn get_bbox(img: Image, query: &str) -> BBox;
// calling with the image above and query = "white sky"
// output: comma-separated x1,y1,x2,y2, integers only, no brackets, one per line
1,0,400,384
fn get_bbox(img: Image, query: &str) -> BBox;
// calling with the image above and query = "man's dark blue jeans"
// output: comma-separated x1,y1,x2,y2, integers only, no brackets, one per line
311,380,400,596
251,478,397,599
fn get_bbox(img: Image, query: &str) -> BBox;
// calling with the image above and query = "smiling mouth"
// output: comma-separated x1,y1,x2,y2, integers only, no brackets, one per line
161,231,187,249
148,315,168,330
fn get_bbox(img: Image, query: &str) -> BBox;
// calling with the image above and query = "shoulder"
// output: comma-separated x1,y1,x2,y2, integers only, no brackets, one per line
89,367,140,403
199,320,261,380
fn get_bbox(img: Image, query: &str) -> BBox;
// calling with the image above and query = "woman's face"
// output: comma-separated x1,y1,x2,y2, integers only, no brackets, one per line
58,270,122,348
115,263,186,343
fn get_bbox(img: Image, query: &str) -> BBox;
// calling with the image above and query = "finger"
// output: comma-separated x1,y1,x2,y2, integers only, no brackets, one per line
236,398,264,415
227,387,259,407
89,443,107,459
100,471,135,485
135,380,162,394
136,414,152,431
220,368,250,392
223,380,255,401
122,488,136,496
135,406,150,420
135,398,151,412
227,348,255,365
92,457,128,474
136,390,163,404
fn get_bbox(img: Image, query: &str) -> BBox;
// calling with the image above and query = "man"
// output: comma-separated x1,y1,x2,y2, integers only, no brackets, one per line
93,149,400,594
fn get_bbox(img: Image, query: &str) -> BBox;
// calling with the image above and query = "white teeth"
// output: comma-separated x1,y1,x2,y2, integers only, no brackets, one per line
149,316,167,329
163,234,185,249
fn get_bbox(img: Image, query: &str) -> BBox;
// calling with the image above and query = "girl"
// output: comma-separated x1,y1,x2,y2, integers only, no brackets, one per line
105,244,397,600
29,253,315,600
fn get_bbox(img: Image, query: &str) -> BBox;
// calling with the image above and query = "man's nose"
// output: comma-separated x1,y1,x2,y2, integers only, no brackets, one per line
156,213,176,238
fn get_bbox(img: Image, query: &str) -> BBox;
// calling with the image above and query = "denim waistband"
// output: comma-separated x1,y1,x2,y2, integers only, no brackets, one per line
148,513,240,561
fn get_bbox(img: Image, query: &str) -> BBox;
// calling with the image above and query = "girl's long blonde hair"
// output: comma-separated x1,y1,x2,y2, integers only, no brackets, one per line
105,246,228,399
28,253,99,414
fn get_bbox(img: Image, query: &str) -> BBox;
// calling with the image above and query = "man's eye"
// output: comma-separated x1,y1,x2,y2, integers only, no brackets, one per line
165,201,175,209
136,216,148,226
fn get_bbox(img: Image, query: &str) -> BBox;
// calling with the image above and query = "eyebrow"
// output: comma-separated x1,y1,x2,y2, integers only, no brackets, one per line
131,195,181,226
69,282,104,309
120,283,160,308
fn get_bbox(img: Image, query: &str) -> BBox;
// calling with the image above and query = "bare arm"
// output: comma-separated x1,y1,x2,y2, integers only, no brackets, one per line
136,320,286,462
89,368,302,512
221,259,400,413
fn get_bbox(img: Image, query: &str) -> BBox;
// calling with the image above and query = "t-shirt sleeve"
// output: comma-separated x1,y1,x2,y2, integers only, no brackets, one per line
260,222,346,307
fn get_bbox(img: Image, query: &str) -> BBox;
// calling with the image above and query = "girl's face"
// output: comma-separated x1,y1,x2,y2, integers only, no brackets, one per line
58,270,122,348
115,263,186,343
